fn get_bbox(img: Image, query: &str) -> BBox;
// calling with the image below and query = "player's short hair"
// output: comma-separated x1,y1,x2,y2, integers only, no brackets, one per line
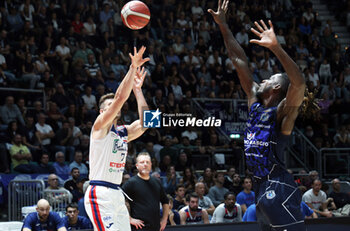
186,192,199,202
65,203,78,212
99,93,114,109
224,191,236,200
136,152,151,163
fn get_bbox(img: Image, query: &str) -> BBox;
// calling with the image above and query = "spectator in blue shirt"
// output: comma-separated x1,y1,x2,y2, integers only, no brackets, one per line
243,202,317,222
69,151,88,174
63,203,92,230
236,177,255,214
242,204,257,222
22,199,66,231
53,151,70,175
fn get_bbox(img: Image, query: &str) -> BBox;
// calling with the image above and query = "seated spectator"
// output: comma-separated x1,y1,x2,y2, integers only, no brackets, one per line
302,179,332,217
69,150,88,174
163,165,180,195
195,182,215,216
179,167,197,193
173,184,186,211
179,193,209,224
9,134,37,173
198,167,215,193
53,151,70,175
329,178,350,210
35,113,55,154
208,172,229,207
53,120,75,162
159,138,177,166
37,153,55,174
175,150,192,172
63,203,92,230
0,95,25,126
211,192,242,223
236,177,255,214
64,167,80,193
242,204,257,222
226,173,243,196
22,199,66,231
71,177,87,203
161,195,180,225
45,174,72,205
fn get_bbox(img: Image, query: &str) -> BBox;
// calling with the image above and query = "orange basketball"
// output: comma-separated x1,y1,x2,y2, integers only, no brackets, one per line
121,1,150,30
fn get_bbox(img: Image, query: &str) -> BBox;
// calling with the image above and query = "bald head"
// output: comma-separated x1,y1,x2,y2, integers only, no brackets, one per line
37,199,50,208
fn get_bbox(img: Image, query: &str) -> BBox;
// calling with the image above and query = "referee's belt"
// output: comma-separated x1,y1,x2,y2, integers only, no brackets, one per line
90,180,121,189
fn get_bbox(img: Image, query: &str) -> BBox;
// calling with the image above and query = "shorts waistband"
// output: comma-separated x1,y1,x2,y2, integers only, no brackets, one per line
90,180,120,189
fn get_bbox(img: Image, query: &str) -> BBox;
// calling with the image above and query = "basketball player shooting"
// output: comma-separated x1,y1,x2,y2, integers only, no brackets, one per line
84,46,150,231
209,0,306,230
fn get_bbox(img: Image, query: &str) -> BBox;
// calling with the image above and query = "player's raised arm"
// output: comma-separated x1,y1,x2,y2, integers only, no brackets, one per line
250,20,306,134
93,46,149,131
208,0,257,103
127,67,149,141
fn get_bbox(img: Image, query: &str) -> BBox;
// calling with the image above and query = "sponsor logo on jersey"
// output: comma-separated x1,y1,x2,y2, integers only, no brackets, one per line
112,139,126,153
266,190,276,199
109,162,125,168
103,216,112,222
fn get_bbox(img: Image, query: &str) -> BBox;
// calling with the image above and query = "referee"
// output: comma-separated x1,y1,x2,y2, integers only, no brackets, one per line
122,152,169,231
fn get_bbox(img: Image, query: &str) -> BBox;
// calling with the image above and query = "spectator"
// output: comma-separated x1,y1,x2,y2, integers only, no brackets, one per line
9,133,37,173
329,178,350,210
63,203,92,230
195,182,215,216
179,193,209,224
175,150,192,172
77,181,90,219
161,195,180,225
51,84,72,113
53,120,75,162
55,36,71,77
37,153,55,174
163,165,180,195
208,172,229,207
1,95,25,126
69,151,88,174
173,184,186,211
64,167,80,193
211,192,242,223
302,179,333,217
35,113,55,153
236,177,255,214
45,173,72,205
71,177,87,203
242,204,257,222
22,199,66,231
53,151,70,175
226,173,243,196
198,167,215,193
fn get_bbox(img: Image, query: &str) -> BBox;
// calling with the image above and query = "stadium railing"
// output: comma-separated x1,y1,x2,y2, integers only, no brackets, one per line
43,189,72,217
8,179,45,221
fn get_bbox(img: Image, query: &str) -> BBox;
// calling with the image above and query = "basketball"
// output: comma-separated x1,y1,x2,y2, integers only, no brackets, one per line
121,1,150,30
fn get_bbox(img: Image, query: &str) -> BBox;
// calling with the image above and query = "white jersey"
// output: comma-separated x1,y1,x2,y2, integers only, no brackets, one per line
89,124,128,185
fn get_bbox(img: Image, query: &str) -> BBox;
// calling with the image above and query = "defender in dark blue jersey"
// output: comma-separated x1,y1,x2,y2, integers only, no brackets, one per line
209,1,306,230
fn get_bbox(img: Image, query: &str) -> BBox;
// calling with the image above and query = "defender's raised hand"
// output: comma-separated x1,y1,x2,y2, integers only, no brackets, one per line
133,67,147,90
129,46,150,68
250,20,278,49
208,0,229,25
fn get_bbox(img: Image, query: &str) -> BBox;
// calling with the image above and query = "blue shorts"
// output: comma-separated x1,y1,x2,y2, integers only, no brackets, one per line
254,167,306,231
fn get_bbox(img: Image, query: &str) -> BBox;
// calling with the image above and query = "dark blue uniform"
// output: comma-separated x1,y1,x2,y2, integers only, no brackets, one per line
22,211,65,231
244,102,305,231
63,215,93,230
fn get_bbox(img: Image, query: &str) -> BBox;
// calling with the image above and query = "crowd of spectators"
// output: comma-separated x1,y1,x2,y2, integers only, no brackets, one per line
0,0,349,225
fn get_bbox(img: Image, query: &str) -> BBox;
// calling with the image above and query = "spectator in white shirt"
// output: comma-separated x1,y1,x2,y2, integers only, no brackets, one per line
55,36,71,77
307,66,320,89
